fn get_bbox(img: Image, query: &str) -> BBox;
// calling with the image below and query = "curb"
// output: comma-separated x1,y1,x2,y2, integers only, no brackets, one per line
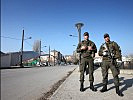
49,68,77,100
108,69,133,75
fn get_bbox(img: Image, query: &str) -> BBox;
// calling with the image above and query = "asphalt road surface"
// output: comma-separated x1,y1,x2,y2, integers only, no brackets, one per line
1,65,77,100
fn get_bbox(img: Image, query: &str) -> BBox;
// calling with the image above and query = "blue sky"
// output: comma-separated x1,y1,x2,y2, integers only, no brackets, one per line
1,0,133,56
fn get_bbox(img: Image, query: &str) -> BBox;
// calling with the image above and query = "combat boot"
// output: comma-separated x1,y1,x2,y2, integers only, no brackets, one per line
100,85,107,92
90,82,97,92
116,86,124,97
80,82,84,92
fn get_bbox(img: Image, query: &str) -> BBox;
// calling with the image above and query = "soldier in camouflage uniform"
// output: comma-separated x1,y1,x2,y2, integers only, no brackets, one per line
77,32,97,92
99,33,123,96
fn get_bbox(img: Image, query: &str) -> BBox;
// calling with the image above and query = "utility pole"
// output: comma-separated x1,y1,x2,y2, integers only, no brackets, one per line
49,45,50,66
39,40,41,66
75,23,84,65
54,49,55,66
20,29,24,67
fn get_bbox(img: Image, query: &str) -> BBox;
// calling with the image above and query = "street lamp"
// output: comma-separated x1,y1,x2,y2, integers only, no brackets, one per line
75,23,84,65
41,45,47,48
69,34,78,37
75,23,84,43
20,29,32,67
41,45,47,54
73,45,76,46
24,37,32,40
39,41,48,66
40,45,50,66
49,45,51,66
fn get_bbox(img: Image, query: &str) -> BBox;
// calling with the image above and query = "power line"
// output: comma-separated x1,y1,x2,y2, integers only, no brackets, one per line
25,41,33,47
0,36,21,40
1,35,33,47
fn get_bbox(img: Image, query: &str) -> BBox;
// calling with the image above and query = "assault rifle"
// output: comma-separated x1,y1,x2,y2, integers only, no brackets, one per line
105,43,115,65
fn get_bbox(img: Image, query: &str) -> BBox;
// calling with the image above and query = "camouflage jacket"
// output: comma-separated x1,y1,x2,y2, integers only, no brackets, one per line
99,41,122,60
77,39,97,58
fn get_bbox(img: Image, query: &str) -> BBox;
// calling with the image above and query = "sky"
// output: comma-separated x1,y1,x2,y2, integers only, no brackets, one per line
1,0,133,56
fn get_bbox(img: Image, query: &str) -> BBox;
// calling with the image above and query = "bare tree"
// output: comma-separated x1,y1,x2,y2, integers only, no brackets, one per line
33,40,41,53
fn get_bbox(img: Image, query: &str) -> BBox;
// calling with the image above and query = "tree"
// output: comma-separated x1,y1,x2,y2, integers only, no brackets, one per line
33,40,40,53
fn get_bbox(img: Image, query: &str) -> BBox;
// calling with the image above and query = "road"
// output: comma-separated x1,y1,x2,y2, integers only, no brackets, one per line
1,65,77,100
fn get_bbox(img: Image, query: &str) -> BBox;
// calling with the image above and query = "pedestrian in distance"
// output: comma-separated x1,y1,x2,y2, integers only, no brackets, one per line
77,32,97,92
98,33,124,96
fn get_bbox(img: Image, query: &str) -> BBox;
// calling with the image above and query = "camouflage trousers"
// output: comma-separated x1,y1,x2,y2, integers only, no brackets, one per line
79,58,94,83
101,60,120,86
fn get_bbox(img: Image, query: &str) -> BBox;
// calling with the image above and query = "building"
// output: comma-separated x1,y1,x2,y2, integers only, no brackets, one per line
65,55,73,64
1,51,39,68
40,50,64,66
50,50,65,65
122,56,133,69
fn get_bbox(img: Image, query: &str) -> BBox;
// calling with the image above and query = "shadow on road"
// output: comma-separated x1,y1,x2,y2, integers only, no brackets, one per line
83,87,90,91
106,77,124,91
80,66,133,93
120,77,133,92
94,76,133,94
107,77,133,93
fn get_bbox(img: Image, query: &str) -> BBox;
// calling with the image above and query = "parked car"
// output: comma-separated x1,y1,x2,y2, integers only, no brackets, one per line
60,62,66,66
36,62,43,66
94,58,102,67
42,62,48,66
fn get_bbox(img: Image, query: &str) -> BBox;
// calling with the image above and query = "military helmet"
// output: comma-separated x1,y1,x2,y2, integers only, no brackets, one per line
104,33,110,38
83,32,89,36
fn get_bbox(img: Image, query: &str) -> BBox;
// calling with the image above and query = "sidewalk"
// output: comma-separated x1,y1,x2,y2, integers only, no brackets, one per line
50,67,133,100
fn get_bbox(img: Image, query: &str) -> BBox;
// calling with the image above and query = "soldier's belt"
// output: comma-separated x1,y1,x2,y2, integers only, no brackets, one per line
103,57,112,60
81,56,92,59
